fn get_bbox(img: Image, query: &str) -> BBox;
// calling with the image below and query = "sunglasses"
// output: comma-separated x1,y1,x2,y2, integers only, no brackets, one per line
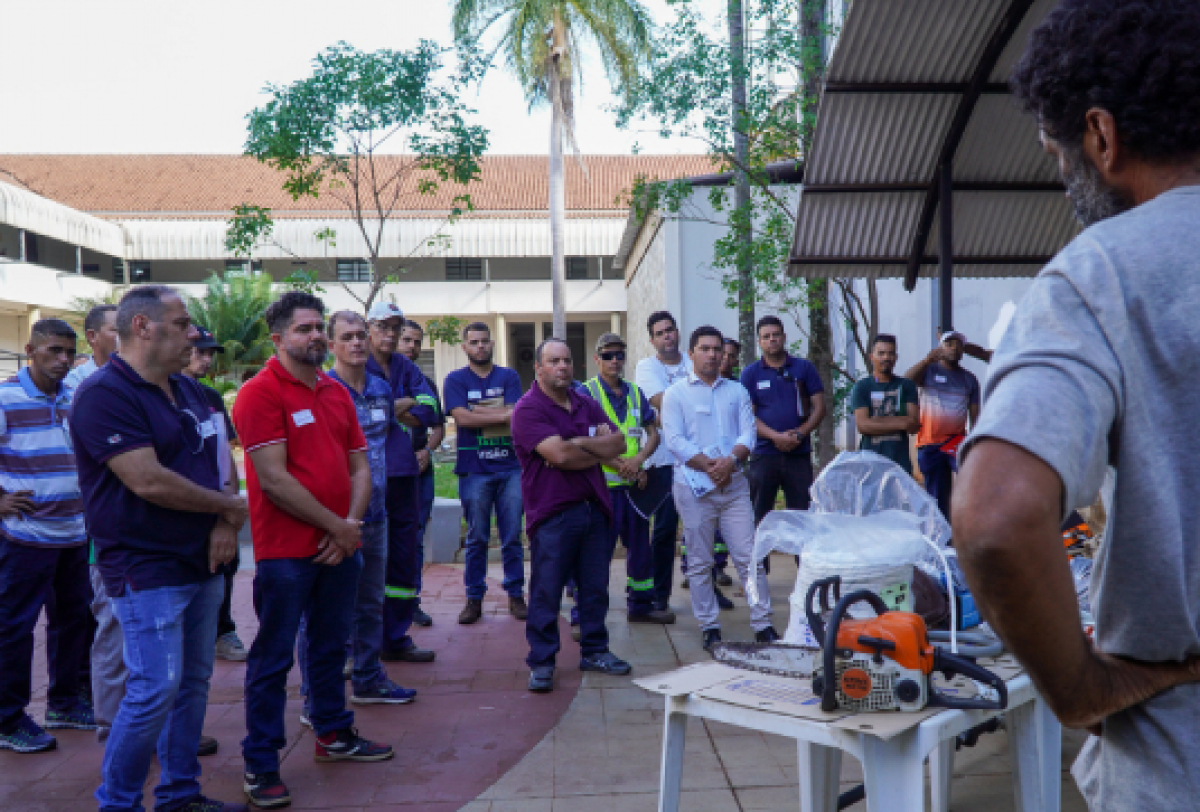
599,350,626,361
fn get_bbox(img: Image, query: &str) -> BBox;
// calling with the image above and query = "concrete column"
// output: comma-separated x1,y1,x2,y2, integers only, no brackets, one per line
610,311,621,337
76,246,82,274
534,320,545,347
18,230,26,263
495,313,508,368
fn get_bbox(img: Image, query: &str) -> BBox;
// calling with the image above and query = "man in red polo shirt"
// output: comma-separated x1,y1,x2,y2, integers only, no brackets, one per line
232,292,392,809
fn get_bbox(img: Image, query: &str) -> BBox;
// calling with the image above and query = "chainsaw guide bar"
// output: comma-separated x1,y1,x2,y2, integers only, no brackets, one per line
709,642,818,679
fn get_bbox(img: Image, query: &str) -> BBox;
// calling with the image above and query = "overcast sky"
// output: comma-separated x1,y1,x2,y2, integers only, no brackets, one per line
2,0,691,155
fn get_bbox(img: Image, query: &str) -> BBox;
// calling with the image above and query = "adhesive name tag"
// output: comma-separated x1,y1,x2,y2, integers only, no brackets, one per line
292,409,315,427
757,380,771,389
370,409,387,423
935,375,947,383
589,425,597,437
468,390,482,400
870,391,885,403
487,388,503,396
199,419,217,439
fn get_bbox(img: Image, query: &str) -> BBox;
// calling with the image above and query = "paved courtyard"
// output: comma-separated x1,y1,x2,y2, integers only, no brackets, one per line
3,551,1087,811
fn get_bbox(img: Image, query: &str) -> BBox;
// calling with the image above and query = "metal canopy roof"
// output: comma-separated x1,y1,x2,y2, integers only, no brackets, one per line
788,0,1077,309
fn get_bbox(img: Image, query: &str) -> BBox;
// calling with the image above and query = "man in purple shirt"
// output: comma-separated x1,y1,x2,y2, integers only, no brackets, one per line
511,338,632,693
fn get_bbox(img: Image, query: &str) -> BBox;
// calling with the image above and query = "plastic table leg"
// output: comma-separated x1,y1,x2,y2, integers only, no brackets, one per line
799,741,843,812
1008,698,1062,812
659,700,689,812
861,727,927,812
929,739,955,812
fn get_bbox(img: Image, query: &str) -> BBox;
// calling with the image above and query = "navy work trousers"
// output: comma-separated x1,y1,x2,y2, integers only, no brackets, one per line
647,466,680,609
383,475,420,653
918,445,958,522
526,501,612,669
611,487,655,615
0,539,90,731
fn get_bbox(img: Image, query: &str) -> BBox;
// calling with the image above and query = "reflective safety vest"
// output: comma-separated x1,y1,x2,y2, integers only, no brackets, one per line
583,376,645,488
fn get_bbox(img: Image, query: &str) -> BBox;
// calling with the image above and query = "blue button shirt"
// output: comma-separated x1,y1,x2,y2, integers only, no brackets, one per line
328,369,393,525
70,354,221,595
365,352,437,478
740,354,825,456
661,372,757,488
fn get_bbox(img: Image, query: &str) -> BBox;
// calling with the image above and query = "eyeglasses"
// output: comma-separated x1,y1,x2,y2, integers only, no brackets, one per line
370,322,403,335
599,350,626,361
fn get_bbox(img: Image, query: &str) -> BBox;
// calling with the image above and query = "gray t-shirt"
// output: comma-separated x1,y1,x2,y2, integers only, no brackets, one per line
962,186,1200,810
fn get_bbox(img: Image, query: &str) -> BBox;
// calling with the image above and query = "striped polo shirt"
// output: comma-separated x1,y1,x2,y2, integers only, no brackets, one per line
0,368,86,547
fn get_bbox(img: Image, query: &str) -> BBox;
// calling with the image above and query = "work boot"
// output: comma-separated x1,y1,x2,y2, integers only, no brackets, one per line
701,629,722,651
528,666,555,693
628,608,676,624
715,570,733,587
754,626,781,643
381,645,436,663
458,598,483,625
714,586,734,611
570,621,582,643
680,576,690,590
509,595,529,620
580,651,632,676
413,605,433,627
197,734,219,757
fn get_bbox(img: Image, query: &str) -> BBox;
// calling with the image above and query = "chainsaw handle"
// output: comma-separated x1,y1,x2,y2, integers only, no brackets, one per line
818,589,893,712
804,576,842,646
929,649,1009,711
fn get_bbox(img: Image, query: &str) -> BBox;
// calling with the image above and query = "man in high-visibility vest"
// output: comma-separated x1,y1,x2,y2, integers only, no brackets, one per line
582,333,676,624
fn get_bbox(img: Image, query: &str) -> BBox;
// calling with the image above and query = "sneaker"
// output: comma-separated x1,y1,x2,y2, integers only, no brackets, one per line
458,598,483,625
0,715,56,753
380,645,436,663
45,703,97,731
509,595,529,620
198,734,220,757
413,606,433,627
216,632,249,662
715,570,733,587
570,622,582,643
528,666,555,693
351,679,417,705
579,651,632,676
714,586,735,611
244,770,291,809
173,795,250,811
628,608,676,624
702,629,722,651
755,625,781,643
314,728,394,763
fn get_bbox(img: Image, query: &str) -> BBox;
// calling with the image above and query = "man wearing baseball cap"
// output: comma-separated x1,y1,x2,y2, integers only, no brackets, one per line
903,330,980,520
364,301,439,663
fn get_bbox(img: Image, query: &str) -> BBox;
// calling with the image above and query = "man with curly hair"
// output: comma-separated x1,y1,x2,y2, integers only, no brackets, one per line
954,1,1200,808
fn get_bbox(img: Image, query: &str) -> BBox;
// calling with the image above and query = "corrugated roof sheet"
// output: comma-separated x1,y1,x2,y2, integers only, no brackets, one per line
0,154,714,218
953,94,1058,182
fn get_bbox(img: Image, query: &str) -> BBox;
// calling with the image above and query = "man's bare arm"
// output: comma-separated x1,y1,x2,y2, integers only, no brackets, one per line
346,450,371,524
107,447,246,527
449,406,513,429
956,439,1200,729
799,392,827,437
249,443,353,535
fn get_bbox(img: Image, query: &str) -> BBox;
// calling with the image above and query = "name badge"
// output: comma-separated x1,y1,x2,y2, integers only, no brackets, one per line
628,427,645,440
757,380,771,390
870,391,885,403
370,408,387,423
588,425,598,437
468,390,482,400
487,387,503,396
695,404,711,415
199,418,217,439
292,409,315,427
935,375,947,383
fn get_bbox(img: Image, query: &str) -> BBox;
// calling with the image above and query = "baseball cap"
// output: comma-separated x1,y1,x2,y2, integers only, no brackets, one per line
193,327,224,352
366,301,404,323
594,332,626,353
940,330,966,345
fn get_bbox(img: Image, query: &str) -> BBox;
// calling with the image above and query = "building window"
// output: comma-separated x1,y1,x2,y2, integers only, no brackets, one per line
130,262,152,282
24,234,38,264
445,258,483,281
225,260,248,274
566,257,589,279
113,260,126,284
337,259,371,282
82,263,101,276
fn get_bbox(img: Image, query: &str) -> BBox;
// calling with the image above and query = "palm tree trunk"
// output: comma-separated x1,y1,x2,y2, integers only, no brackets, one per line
549,78,567,341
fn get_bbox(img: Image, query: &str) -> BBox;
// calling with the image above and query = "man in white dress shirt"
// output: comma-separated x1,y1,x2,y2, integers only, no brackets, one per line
661,326,776,650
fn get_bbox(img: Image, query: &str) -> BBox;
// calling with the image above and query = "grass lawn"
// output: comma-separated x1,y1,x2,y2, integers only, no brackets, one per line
434,462,459,499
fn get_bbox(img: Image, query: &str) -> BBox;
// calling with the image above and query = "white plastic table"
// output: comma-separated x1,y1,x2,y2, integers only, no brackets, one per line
657,673,1060,812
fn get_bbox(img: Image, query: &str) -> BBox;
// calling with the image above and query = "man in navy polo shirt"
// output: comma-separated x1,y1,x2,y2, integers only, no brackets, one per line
512,338,632,693
71,286,249,812
443,321,527,626
740,316,826,523
365,301,438,663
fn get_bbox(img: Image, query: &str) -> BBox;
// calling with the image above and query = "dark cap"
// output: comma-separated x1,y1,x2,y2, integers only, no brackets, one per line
594,332,626,353
193,327,224,352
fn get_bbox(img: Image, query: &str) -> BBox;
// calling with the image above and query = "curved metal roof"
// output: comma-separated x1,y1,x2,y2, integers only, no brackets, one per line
789,0,1077,286
0,181,126,258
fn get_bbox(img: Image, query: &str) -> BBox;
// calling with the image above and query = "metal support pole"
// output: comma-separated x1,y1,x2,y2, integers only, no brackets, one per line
76,245,82,274
939,162,954,332
18,229,26,263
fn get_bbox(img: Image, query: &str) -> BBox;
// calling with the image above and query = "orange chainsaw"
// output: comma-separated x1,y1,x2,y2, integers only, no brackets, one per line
805,576,1008,713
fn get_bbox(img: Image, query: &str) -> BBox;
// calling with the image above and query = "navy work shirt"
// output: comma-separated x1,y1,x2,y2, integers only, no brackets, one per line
443,365,523,476
365,351,437,478
70,354,221,595
740,354,825,456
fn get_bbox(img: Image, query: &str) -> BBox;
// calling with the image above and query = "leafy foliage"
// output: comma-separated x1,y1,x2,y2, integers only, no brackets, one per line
228,41,490,310
184,274,275,381
424,315,466,347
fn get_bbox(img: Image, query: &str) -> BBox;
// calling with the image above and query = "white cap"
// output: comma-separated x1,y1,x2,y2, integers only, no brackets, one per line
366,301,404,323
940,330,966,344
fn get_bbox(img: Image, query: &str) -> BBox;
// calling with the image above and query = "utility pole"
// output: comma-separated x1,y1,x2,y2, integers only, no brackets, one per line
729,0,755,366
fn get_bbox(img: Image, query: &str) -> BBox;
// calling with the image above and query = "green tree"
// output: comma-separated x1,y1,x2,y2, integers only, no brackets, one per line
226,41,489,311
619,0,861,465
185,273,275,381
453,0,652,339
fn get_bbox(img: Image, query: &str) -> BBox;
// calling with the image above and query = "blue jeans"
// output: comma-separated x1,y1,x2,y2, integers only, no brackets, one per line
527,501,612,668
0,539,90,731
299,522,387,697
97,575,223,812
243,554,361,774
918,445,958,522
415,466,435,596
460,470,525,600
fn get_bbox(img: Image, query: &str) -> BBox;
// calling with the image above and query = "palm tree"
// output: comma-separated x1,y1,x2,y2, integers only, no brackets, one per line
185,273,275,381
453,0,652,339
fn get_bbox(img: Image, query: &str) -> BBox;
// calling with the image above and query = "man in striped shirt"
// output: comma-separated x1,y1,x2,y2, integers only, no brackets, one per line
0,319,93,754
